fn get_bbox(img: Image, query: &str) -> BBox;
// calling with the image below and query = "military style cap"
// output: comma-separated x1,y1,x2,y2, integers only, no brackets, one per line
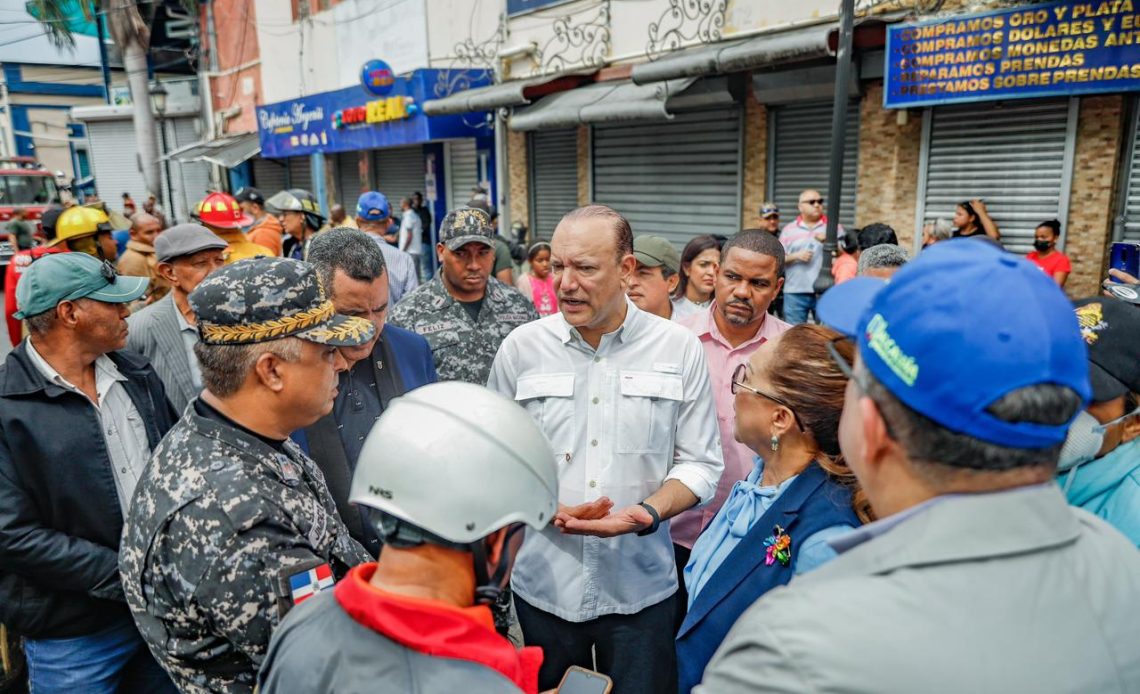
155,223,228,263
189,257,375,347
633,235,681,274
439,207,495,251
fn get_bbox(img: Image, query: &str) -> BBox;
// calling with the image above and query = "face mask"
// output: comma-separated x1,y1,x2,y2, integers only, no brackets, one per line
1033,240,1052,252
1057,410,1104,474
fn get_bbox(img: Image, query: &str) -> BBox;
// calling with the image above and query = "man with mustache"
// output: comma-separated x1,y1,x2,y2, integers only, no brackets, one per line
487,204,723,693
389,207,537,384
0,253,179,691
670,229,790,619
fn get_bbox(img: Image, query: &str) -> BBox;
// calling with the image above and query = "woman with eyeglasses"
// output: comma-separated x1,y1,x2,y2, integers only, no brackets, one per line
675,324,873,694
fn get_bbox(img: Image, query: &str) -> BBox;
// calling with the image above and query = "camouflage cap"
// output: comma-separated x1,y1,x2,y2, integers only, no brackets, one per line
439,207,495,251
189,257,375,347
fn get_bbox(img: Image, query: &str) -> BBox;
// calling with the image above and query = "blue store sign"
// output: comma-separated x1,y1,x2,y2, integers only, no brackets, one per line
361,59,396,96
885,0,1140,108
255,69,491,159
507,0,576,16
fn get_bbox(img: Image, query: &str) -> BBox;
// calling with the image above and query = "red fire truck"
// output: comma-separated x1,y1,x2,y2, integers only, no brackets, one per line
0,156,60,270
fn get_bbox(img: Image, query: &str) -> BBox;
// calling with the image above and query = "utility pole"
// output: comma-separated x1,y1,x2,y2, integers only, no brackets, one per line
815,0,855,298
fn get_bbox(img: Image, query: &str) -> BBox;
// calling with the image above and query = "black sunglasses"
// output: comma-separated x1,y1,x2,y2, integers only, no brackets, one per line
731,363,805,432
802,198,825,206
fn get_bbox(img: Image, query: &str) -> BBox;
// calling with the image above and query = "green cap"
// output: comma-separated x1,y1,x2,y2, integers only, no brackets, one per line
14,252,147,320
633,235,681,274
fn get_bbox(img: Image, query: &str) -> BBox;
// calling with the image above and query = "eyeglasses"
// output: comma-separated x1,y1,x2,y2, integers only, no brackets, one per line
99,260,117,284
731,363,805,432
1093,392,1140,433
801,198,825,206
826,335,898,439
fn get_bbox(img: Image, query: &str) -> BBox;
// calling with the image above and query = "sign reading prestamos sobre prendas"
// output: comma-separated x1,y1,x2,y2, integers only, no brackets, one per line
885,0,1140,107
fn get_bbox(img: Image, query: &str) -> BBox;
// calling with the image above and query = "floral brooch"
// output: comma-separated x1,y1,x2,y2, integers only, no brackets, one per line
764,525,792,567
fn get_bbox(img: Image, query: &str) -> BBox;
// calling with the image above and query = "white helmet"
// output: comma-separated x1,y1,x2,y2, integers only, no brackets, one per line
349,381,559,545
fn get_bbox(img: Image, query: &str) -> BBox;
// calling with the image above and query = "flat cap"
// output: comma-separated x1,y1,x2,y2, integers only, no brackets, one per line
155,223,228,263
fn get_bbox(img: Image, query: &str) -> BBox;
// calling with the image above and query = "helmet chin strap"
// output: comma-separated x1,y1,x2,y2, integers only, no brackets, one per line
469,538,513,606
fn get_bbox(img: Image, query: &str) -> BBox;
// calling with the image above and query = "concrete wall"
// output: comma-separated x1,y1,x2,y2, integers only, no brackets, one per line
207,0,263,134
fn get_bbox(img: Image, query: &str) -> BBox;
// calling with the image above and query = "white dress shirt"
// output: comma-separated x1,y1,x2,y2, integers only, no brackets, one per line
25,340,151,514
487,299,723,622
174,306,203,392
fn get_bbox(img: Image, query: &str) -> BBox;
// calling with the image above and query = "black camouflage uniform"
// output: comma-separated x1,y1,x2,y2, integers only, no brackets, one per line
388,207,537,385
119,258,376,694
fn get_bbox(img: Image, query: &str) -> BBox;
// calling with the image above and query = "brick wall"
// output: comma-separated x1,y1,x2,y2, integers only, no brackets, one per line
1065,95,1125,298
508,129,530,227
741,85,767,228
577,125,590,205
854,81,923,250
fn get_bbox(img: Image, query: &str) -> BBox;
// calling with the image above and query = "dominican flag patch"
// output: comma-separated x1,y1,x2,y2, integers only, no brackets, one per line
288,563,334,605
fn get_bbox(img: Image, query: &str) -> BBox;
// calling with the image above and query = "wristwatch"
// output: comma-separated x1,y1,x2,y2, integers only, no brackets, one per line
636,502,661,536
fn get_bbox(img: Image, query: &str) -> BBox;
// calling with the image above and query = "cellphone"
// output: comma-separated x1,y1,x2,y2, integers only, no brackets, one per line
557,666,613,694
1109,242,1140,281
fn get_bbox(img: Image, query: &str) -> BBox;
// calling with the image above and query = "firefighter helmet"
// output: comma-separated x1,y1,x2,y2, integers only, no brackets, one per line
193,192,253,230
50,206,113,246
266,189,325,231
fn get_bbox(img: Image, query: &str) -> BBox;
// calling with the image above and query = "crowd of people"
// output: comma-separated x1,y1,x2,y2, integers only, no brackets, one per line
0,181,1138,694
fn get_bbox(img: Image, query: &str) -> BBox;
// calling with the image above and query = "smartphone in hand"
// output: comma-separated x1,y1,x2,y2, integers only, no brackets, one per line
557,666,613,694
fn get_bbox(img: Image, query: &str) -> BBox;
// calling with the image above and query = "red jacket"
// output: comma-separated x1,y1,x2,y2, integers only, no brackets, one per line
4,246,65,346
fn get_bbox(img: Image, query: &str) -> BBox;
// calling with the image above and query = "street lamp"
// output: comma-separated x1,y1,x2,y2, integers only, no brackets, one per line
149,82,174,222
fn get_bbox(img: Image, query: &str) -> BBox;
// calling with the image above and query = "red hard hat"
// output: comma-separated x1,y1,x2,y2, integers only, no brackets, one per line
194,192,253,229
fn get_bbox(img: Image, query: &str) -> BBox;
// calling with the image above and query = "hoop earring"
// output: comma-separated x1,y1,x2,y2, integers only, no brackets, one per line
770,435,780,452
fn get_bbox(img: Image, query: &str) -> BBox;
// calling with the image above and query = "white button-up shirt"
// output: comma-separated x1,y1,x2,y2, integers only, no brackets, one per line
487,299,723,622
25,340,151,514
174,306,203,391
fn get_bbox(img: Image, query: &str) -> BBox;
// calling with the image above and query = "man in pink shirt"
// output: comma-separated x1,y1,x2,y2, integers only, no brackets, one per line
672,229,790,621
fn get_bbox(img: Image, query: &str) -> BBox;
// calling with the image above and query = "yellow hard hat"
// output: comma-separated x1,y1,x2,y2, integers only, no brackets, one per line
51,206,114,246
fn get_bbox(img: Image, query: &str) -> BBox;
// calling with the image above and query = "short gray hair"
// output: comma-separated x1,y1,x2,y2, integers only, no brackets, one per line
929,218,953,242
857,244,909,275
306,227,386,298
194,337,303,397
25,307,59,335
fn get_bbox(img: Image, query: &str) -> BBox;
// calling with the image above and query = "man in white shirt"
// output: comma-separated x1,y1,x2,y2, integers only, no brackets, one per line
488,204,723,693
397,197,423,259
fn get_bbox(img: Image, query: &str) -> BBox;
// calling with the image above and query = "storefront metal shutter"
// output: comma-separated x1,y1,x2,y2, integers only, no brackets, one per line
1118,97,1140,242
336,152,365,211
446,139,479,213
288,156,313,192
592,108,741,249
252,157,287,194
84,119,147,209
769,100,860,229
167,117,211,224
916,98,1076,254
372,146,424,211
529,129,577,242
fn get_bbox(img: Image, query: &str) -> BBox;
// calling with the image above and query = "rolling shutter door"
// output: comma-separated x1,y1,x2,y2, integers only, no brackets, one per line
288,157,312,192
919,99,1072,254
84,119,146,207
336,152,364,210
529,129,577,242
447,139,479,212
252,158,287,194
770,100,860,229
372,146,424,209
592,108,741,248
1119,98,1140,242
168,117,211,223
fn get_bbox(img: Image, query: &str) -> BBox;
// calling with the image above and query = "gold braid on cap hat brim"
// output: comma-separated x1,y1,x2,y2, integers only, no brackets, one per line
199,300,342,345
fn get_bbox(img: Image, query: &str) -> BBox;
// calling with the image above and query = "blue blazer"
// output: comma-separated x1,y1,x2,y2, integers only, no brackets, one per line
676,463,860,694
383,324,437,390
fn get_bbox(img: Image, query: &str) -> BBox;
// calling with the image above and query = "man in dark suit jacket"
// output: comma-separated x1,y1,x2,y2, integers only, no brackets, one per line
126,224,228,413
301,228,437,556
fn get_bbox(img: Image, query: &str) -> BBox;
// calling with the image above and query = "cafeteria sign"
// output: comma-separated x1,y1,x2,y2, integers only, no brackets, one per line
885,0,1140,108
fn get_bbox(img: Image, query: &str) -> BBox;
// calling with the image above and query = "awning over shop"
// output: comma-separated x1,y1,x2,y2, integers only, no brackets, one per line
510,77,697,131
162,132,260,168
422,74,591,116
630,16,900,85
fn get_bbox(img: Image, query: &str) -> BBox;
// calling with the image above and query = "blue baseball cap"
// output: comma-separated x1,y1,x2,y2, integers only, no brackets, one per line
817,241,1090,449
355,191,390,221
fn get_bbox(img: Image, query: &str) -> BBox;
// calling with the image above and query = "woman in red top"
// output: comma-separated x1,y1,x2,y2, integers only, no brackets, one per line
1026,219,1071,287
